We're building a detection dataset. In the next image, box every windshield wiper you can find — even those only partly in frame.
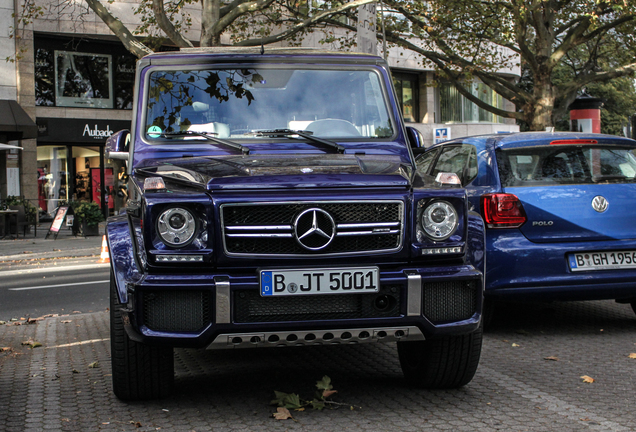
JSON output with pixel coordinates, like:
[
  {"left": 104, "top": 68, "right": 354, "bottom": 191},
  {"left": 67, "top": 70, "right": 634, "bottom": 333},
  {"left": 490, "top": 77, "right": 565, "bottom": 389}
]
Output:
[
  {"left": 159, "top": 130, "right": 250, "bottom": 155},
  {"left": 250, "top": 129, "right": 345, "bottom": 153}
]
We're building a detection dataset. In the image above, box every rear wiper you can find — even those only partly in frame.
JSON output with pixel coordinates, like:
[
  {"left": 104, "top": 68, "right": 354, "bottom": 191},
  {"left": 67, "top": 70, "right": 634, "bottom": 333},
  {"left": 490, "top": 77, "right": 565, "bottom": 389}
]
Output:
[
  {"left": 158, "top": 130, "right": 250, "bottom": 155},
  {"left": 250, "top": 128, "right": 345, "bottom": 153}
]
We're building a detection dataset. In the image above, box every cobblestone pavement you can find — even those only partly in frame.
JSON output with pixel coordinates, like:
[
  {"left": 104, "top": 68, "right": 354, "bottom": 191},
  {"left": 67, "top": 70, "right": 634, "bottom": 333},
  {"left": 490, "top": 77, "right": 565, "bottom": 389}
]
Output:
[{"left": 1, "top": 299, "right": 635, "bottom": 432}]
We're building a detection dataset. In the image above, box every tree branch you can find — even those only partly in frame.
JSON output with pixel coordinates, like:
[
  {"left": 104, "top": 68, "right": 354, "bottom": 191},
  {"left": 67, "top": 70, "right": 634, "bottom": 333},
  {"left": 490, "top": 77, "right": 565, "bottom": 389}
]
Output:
[
  {"left": 234, "top": 0, "right": 376, "bottom": 46},
  {"left": 212, "top": 0, "right": 278, "bottom": 36},
  {"left": 152, "top": 0, "right": 194, "bottom": 48},
  {"left": 84, "top": 0, "right": 152, "bottom": 58}
]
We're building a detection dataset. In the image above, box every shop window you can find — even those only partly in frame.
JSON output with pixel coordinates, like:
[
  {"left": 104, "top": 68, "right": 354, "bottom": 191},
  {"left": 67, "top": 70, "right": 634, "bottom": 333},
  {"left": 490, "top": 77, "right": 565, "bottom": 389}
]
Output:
[
  {"left": 37, "top": 146, "right": 69, "bottom": 215},
  {"left": 392, "top": 72, "right": 418, "bottom": 123},
  {"left": 34, "top": 35, "right": 136, "bottom": 109},
  {"left": 440, "top": 81, "right": 505, "bottom": 124},
  {"left": 55, "top": 51, "right": 113, "bottom": 109}
]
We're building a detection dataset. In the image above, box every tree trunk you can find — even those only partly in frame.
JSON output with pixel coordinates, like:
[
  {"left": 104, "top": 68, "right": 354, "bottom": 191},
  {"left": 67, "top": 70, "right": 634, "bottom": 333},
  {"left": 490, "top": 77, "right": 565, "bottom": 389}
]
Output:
[
  {"left": 526, "top": 70, "right": 556, "bottom": 131},
  {"left": 201, "top": 0, "right": 221, "bottom": 46}
]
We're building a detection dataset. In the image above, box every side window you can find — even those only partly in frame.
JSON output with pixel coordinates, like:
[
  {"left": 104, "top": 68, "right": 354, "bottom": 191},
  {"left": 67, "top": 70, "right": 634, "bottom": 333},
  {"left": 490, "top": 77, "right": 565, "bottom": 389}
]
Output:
[
  {"left": 415, "top": 149, "right": 439, "bottom": 174},
  {"left": 431, "top": 144, "right": 478, "bottom": 185}
]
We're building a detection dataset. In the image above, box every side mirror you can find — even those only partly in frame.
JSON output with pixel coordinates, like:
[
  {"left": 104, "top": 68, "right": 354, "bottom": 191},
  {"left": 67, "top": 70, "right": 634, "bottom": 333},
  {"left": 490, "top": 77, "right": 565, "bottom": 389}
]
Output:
[
  {"left": 406, "top": 126, "right": 425, "bottom": 148},
  {"left": 106, "top": 130, "right": 130, "bottom": 161}
]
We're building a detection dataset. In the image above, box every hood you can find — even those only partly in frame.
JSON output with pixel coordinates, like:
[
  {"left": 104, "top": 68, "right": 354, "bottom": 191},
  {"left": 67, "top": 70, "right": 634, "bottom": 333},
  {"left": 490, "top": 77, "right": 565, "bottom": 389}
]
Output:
[{"left": 135, "top": 154, "right": 412, "bottom": 190}]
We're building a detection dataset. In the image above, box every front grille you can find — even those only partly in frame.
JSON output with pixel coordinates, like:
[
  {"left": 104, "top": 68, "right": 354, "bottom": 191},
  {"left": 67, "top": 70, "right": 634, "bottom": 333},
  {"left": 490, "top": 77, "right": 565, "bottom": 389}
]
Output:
[
  {"left": 423, "top": 280, "right": 479, "bottom": 323},
  {"left": 221, "top": 201, "right": 403, "bottom": 256},
  {"left": 143, "top": 290, "right": 211, "bottom": 332},
  {"left": 234, "top": 285, "right": 402, "bottom": 323}
]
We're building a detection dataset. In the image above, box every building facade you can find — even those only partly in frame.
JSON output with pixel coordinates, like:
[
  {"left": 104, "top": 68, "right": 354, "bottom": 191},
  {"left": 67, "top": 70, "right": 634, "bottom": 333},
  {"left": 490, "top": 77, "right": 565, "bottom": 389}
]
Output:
[{"left": 5, "top": 0, "right": 519, "bottom": 219}]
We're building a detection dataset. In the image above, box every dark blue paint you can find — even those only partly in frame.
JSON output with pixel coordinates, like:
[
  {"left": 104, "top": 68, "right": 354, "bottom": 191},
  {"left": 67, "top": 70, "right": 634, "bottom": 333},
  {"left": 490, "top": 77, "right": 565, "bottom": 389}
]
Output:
[
  {"left": 423, "top": 131, "right": 636, "bottom": 302},
  {"left": 107, "top": 50, "right": 485, "bottom": 349}
]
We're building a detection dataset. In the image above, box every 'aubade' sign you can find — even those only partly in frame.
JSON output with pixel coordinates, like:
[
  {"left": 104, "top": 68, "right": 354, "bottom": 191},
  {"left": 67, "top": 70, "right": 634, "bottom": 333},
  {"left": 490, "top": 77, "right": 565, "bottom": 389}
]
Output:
[
  {"left": 83, "top": 123, "right": 114, "bottom": 139},
  {"left": 37, "top": 118, "right": 131, "bottom": 143}
]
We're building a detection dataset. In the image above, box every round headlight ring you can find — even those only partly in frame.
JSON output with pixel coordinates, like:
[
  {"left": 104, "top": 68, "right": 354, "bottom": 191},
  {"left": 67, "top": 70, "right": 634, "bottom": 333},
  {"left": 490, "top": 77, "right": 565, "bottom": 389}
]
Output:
[
  {"left": 421, "top": 200, "right": 458, "bottom": 241},
  {"left": 157, "top": 207, "right": 197, "bottom": 247}
]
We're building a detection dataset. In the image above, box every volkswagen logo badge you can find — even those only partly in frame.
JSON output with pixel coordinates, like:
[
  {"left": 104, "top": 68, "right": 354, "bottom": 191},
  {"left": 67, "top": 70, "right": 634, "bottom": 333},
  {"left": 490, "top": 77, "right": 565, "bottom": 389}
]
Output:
[
  {"left": 591, "top": 196, "right": 608, "bottom": 213},
  {"left": 293, "top": 208, "right": 336, "bottom": 251}
]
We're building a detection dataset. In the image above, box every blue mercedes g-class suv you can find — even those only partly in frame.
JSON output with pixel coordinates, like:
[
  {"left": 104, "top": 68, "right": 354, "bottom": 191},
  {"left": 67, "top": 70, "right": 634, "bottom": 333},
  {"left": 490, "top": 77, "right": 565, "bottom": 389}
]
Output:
[{"left": 105, "top": 47, "right": 485, "bottom": 400}]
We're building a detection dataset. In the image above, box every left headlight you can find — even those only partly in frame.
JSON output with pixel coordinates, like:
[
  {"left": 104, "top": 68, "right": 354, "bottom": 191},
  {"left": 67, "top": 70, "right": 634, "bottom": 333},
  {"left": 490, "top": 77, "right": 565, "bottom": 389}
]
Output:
[
  {"left": 157, "top": 207, "right": 197, "bottom": 247},
  {"left": 421, "top": 200, "right": 458, "bottom": 241}
]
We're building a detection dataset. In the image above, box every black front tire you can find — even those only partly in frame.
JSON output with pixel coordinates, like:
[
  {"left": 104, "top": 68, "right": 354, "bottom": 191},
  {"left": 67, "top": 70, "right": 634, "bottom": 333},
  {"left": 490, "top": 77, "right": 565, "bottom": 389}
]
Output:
[
  {"left": 110, "top": 270, "right": 174, "bottom": 400},
  {"left": 398, "top": 326, "right": 483, "bottom": 389}
]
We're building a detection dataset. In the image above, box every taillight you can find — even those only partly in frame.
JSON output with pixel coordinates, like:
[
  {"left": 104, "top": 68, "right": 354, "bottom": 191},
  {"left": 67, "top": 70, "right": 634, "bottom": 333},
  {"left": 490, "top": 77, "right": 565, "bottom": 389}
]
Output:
[{"left": 481, "top": 193, "right": 527, "bottom": 228}]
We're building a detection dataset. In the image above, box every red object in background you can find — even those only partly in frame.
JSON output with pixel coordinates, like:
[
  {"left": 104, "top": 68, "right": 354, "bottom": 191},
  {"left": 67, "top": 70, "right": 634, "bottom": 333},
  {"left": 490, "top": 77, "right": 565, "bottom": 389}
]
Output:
[
  {"left": 37, "top": 168, "right": 46, "bottom": 211},
  {"left": 91, "top": 167, "right": 114, "bottom": 209},
  {"left": 569, "top": 94, "right": 603, "bottom": 134}
]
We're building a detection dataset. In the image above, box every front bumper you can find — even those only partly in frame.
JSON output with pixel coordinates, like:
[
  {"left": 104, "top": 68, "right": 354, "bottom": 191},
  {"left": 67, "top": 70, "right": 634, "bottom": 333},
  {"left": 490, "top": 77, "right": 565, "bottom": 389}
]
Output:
[{"left": 120, "top": 265, "right": 483, "bottom": 349}]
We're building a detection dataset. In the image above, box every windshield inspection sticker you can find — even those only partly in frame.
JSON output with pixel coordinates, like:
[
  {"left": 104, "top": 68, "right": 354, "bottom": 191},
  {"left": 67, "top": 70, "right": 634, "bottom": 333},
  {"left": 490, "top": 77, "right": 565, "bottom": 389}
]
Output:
[{"left": 147, "top": 125, "right": 163, "bottom": 138}]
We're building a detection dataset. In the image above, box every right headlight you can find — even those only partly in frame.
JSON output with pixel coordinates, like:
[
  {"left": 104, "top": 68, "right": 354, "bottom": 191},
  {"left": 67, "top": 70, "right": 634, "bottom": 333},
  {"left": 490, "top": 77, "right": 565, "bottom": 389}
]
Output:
[
  {"left": 421, "top": 200, "right": 458, "bottom": 241},
  {"left": 157, "top": 207, "right": 197, "bottom": 247}
]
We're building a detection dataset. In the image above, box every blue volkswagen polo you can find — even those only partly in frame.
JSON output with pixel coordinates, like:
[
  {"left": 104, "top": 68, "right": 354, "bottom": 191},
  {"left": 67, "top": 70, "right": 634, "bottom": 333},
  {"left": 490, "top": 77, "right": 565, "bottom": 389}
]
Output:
[{"left": 416, "top": 132, "right": 636, "bottom": 314}]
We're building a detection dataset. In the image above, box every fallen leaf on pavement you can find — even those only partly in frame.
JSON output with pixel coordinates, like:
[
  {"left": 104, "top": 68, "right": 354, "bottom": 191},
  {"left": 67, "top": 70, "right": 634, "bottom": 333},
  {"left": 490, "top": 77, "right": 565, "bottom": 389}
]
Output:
[
  {"left": 628, "top": 353, "right": 636, "bottom": 359},
  {"left": 60, "top": 320, "right": 72, "bottom": 324},
  {"left": 581, "top": 375, "right": 595, "bottom": 383},
  {"left": 512, "top": 343, "right": 520, "bottom": 347},
  {"left": 544, "top": 356, "right": 559, "bottom": 361},
  {"left": 322, "top": 389, "right": 338, "bottom": 398},
  {"left": 1, "top": 347, "right": 12, "bottom": 352},
  {"left": 21, "top": 339, "right": 42, "bottom": 348},
  {"left": 88, "top": 362, "right": 99, "bottom": 368},
  {"left": 273, "top": 407, "right": 293, "bottom": 420}
]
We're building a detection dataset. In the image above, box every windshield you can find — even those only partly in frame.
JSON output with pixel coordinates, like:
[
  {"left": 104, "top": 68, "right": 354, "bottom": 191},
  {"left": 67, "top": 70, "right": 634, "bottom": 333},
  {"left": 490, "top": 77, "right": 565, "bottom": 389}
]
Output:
[
  {"left": 143, "top": 67, "right": 394, "bottom": 142},
  {"left": 497, "top": 145, "right": 636, "bottom": 187}
]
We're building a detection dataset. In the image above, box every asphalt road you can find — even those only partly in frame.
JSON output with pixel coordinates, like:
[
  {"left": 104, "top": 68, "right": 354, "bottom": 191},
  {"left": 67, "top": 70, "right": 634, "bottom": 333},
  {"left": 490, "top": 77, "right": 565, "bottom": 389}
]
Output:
[{"left": 0, "top": 261, "right": 110, "bottom": 321}]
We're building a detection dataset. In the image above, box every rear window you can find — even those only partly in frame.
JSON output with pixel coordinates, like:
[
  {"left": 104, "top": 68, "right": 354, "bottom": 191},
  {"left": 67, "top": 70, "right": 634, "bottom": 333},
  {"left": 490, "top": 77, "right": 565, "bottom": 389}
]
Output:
[{"left": 496, "top": 145, "right": 636, "bottom": 187}]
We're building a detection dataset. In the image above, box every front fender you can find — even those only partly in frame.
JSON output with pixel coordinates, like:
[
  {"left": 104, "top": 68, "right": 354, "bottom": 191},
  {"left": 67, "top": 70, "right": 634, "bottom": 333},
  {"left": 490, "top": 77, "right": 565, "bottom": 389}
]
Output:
[{"left": 106, "top": 214, "right": 144, "bottom": 305}]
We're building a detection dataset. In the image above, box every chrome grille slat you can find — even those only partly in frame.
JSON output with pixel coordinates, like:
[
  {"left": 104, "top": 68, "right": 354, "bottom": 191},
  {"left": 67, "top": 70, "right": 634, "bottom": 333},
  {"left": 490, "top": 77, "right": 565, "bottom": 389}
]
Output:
[{"left": 221, "top": 201, "right": 403, "bottom": 257}]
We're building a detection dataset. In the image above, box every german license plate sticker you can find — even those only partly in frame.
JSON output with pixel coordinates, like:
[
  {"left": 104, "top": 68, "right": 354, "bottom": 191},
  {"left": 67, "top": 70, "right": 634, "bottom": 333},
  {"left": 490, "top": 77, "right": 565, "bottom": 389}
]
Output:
[
  {"left": 569, "top": 251, "right": 636, "bottom": 272},
  {"left": 260, "top": 267, "right": 379, "bottom": 296}
]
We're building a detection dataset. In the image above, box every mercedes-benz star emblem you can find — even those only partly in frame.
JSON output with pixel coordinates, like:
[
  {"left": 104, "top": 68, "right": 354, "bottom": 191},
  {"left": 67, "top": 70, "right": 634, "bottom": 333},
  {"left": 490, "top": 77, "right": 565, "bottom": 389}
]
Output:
[
  {"left": 592, "top": 196, "right": 608, "bottom": 213},
  {"left": 293, "top": 208, "right": 336, "bottom": 251}
]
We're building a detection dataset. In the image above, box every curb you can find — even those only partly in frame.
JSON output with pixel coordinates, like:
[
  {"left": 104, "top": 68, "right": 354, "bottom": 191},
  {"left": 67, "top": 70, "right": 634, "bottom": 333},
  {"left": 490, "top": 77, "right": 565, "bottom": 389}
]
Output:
[
  {"left": 0, "top": 262, "right": 110, "bottom": 277},
  {"left": 0, "top": 248, "right": 99, "bottom": 263}
]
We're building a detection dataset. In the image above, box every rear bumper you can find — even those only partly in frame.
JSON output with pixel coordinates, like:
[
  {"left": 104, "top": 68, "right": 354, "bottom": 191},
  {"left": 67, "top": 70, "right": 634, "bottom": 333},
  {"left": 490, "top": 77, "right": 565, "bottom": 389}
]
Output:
[
  {"left": 120, "top": 265, "right": 483, "bottom": 349},
  {"left": 486, "top": 232, "right": 636, "bottom": 301}
]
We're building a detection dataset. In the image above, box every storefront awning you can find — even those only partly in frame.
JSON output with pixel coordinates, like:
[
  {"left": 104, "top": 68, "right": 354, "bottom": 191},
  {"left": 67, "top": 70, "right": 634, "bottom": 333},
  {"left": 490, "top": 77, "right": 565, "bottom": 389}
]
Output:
[{"left": 0, "top": 99, "right": 38, "bottom": 142}]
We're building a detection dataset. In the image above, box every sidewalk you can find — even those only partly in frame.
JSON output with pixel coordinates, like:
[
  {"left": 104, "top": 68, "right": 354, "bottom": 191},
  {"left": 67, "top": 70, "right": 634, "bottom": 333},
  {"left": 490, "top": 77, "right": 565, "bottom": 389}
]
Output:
[{"left": 0, "top": 221, "right": 106, "bottom": 263}]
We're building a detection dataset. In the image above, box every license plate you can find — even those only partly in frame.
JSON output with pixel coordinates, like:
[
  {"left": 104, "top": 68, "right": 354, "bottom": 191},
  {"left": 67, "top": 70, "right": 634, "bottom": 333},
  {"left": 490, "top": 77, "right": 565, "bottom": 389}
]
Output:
[
  {"left": 260, "top": 267, "right": 379, "bottom": 296},
  {"left": 569, "top": 251, "right": 636, "bottom": 272}
]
